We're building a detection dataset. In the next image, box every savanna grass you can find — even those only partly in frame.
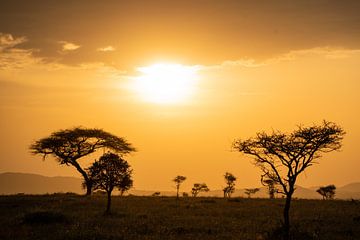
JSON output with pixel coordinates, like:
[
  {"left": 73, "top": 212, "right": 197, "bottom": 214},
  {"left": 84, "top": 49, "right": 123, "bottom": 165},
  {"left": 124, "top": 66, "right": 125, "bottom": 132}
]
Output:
[{"left": 0, "top": 195, "right": 359, "bottom": 240}]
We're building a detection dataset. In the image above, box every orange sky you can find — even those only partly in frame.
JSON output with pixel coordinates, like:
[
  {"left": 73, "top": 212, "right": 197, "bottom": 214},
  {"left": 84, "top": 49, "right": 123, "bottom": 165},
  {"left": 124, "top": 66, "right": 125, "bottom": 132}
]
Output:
[{"left": 1, "top": 0, "right": 360, "bottom": 191}]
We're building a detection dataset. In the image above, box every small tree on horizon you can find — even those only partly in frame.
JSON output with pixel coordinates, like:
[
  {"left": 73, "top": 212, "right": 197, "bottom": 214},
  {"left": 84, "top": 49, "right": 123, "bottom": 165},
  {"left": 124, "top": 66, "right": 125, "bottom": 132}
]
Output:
[
  {"left": 232, "top": 121, "right": 345, "bottom": 239},
  {"left": 87, "top": 152, "right": 133, "bottom": 214},
  {"left": 223, "top": 172, "right": 236, "bottom": 198},
  {"left": 173, "top": 175, "right": 186, "bottom": 199},
  {"left": 244, "top": 188, "right": 260, "bottom": 198},
  {"left": 191, "top": 183, "right": 209, "bottom": 197},
  {"left": 317, "top": 185, "right": 336, "bottom": 200},
  {"left": 152, "top": 192, "right": 161, "bottom": 197},
  {"left": 262, "top": 175, "right": 278, "bottom": 199},
  {"left": 30, "top": 127, "right": 135, "bottom": 195}
]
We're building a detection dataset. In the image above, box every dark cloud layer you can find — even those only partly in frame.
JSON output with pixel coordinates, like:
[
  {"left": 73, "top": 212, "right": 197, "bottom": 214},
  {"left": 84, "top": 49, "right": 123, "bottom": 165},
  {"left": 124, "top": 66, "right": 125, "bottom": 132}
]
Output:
[{"left": 1, "top": 0, "right": 360, "bottom": 68}]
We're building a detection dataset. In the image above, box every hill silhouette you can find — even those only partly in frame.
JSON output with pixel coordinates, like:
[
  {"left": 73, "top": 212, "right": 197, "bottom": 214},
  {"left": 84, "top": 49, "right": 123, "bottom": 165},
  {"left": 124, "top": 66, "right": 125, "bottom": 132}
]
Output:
[
  {"left": 1, "top": 172, "right": 360, "bottom": 199},
  {"left": 0, "top": 172, "right": 83, "bottom": 194}
]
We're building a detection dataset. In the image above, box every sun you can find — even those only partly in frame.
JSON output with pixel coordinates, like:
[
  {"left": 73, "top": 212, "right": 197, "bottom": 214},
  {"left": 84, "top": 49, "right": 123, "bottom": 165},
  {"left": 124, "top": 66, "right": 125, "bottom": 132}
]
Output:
[{"left": 132, "top": 63, "right": 199, "bottom": 104}]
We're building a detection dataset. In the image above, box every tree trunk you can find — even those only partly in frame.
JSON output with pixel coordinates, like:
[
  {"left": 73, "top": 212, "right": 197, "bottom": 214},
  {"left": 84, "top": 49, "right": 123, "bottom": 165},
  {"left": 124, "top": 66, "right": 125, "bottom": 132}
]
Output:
[
  {"left": 176, "top": 185, "right": 179, "bottom": 199},
  {"left": 106, "top": 190, "right": 112, "bottom": 213},
  {"left": 71, "top": 160, "right": 92, "bottom": 196},
  {"left": 85, "top": 181, "right": 92, "bottom": 195},
  {"left": 283, "top": 191, "right": 293, "bottom": 240}
]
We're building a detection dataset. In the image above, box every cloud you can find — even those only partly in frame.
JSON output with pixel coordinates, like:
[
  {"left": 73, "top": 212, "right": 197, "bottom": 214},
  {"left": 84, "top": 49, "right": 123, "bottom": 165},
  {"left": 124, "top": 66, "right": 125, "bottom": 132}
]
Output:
[
  {"left": 97, "top": 46, "right": 115, "bottom": 52},
  {"left": 0, "top": 49, "right": 43, "bottom": 70},
  {"left": 201, "top": 47, "right": 360, "bottom": 71},
  {"left": 0, "top": 33, "right": 42, "bottom": 70},
  {"left": 0, "top": 33, "right": 27, "bottom": 50},
  {"left": 59, "top": 41, "right": 81, "bottom": 51},
  {"left": 277, "top": 47, "right": 360, "bottom": 60},
  {"left": 0, "top": 33, "right": 114, "bottom": 73}
]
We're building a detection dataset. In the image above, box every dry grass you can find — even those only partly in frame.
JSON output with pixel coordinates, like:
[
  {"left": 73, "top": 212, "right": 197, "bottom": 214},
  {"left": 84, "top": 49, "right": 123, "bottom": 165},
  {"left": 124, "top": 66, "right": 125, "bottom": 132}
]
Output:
[{"left": 0, "top": 195, "right": 359, "bottom": 240}]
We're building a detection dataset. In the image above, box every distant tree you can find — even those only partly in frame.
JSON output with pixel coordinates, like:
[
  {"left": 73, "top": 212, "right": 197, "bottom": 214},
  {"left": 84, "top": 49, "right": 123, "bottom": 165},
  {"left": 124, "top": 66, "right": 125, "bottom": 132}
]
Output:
[
  {"left": 173, "top": 175, "right": 186, "bottom": 199},
  {"left": 223, "top": 172, "right": 237, "bottom": 198},
  {"left": 261, "top": 175, "right": 278, "bottom": 199},
  {"left": 30, "top": 127, "right": 135, "bottom": 195},
  {"left": 191, "top": 183, "right": 210, "bottom": 197},
  {"left": 244, "top": 188, "right": 260, "bottom": 198},
  {"left": 152, "top": 192, "right": 161, "bottom": 197},
  {"left": 182, "top": 192, "right": 189, "bottom": 197},
  {"left": 87, "top": 152, "right": 133, "bottom": 213},
  {"left": 233, "top": 121, "right": 345, "bottom": 239},
  {"left": 317, "top": 185, "right": 336, "bottom": 200}
]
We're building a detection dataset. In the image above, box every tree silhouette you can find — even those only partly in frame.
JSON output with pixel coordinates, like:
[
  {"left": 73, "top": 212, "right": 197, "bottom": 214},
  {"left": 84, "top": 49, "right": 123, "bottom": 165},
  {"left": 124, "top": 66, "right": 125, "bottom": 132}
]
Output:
[
  {"left": 223, "top": 172, "right": 236, "bottom": 198},
  {"left": 152, "top": 192, "right": 161, "bottom": 197},
  {"left": 118, "top": 173, "right": 133, "bottom": 196},
  {"left": 173, "top": 175, "right": 186, "bottom": 199},
  {"left": 232, "top": 121, "right": 345, "bottom": 239},
  {"left": 87, "top": 152, "right": 133, "bottom": 213},
  {"left": 30, "top": 127, "right": 135, "bottom": 195},
  {"left": 191, "top": 183, "right": 209, "bottom": 197},
  {"left": 244, "top": 188, "right": 260, "bottom": 198},
  {"left": 317, "top": 185, "right": 336, "bottom": 200},
  {"left": 261, "top": 175, "right": 278, "bottom": 199}
]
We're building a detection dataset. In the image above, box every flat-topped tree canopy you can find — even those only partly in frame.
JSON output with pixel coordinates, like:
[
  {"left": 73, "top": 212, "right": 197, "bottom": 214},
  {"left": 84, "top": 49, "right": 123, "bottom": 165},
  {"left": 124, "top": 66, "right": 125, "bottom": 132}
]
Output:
[
  {"left": 232, "top": 120, "right": 345, "bottom": 238},
  {"left": 30, "top": 127, "right": 136, "bottom": 195},
  {"left": 30, "top": 127, "right": 136, "bottom": 165}
]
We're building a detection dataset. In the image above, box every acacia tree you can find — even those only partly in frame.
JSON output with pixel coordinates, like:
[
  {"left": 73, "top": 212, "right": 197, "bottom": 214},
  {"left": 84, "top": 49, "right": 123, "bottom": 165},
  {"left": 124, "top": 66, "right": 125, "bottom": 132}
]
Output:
[
  {"left": 173, "top": 175, "right": 186, "bottom": 199},
  {"left": 262, "top": 175, "right": 278, "bottom": 199},
  {"left": 30, "top": 127, "right": 135, "bottom": 195},
  {"left": 191, "top": 183, "right": 209, "bottom": 197},
  {"left": 223, "top": 172, "right": 236, "bottom": 198},
  {"left": 244, "top": 188, "right": 260, "bottom": 198},
  {"left": 232, "top": 121, "right": 345, "bottom": 239},
  {"left": 317, "top": 185, "right": 336, "bottom": 200},
  {"left": 87, "top": 152, "right": 133, "bottom": 213}
]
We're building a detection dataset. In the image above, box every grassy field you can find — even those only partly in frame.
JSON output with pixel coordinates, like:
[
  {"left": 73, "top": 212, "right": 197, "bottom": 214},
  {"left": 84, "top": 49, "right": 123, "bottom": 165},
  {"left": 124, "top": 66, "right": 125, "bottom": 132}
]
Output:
[{"left": 0, "top": 195, "right": 359, "bottom": 240}]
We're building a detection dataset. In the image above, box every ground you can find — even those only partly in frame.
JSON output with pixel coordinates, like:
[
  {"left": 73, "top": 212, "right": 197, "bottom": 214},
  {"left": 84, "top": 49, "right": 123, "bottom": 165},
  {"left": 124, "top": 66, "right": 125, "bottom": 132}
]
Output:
[{"left": 0, "top": 195, "right": 359, "bottom": 240}]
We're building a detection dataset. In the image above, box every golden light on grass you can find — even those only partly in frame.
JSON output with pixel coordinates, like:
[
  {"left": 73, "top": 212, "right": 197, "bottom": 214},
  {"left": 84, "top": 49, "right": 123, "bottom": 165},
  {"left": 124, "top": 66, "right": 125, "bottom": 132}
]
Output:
[{"left": 132, "top": 63, "right": 199, "bottom": 104}]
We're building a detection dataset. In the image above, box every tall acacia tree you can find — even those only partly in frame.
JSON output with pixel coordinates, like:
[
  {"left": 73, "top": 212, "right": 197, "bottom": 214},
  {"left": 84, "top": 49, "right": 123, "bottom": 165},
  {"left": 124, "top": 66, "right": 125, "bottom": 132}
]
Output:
[
  {"left": 223, "top": 172, "right": 236, "bottom": 198},
  {"left": 232, "top": 121, "right": 345, "bottom": 239},
  {"left": 173, "top": 175, "right": 186, "bottom": 199},
  {"left": 30, "top": 127, "right": 136, "bottom": 195}
]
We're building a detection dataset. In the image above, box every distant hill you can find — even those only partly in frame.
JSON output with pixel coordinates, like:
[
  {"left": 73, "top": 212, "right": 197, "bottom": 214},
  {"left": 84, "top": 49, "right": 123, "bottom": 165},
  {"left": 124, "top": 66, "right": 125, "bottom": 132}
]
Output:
[
  {"left": 336, "top": 183, "right": 360, "bottom": 199},
  {"left": 0, "top": 172, "right": 83, "bottom": 194},
  {"left": 1, "top": 172, "right": 359, "bottom": 199},
  {"left": 338, "top": 182, "right": 360, "bottom": 192}
]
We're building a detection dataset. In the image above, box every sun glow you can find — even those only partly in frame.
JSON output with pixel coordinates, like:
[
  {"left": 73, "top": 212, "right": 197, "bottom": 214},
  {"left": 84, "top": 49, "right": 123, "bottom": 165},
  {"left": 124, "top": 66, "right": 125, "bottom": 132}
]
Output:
[{"left": 132, "top": 63, "right": 199, "bottom": 104}]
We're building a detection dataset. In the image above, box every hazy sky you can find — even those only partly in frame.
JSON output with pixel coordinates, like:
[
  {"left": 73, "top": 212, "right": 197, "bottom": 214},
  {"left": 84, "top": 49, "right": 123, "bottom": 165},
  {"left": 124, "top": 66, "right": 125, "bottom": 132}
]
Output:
[{"left": 1, "top": 0, "right": 360, "bottom": 191}]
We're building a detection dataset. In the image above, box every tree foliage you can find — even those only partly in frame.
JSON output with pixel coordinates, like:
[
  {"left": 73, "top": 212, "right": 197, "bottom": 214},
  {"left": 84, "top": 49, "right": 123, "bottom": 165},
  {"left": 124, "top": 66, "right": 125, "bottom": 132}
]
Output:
[
  {"left": 87, "top": 152, "right": 133, "bottom": 213},
  {"left": 173, "top": 175, "right": 186, "bottom": 199},
  {"left": 232, "top": 121, "right": 345, "bottom": 239},
  {"left": 191, "top": 183, "right": 209, "bottom": 197},
  {"left": 317, "top": 184, "right": 336, "bottom": 200},
  {"left": 30, "top": 127, "right": 135, "bottom": 195},
  {"left": 223, "top": 172, "right": 236, "bottom": 198},
  {"left": 261, "top": 175, "right": 278, "bottom": 199},
  {"left": 244, "top": 188, "right": 260, "bottom": 198}
]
